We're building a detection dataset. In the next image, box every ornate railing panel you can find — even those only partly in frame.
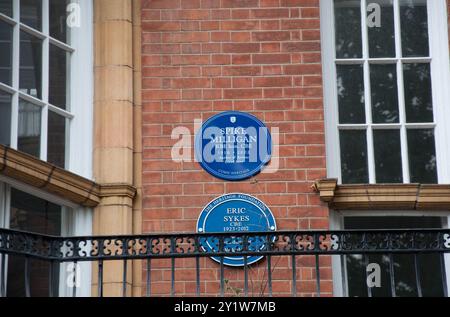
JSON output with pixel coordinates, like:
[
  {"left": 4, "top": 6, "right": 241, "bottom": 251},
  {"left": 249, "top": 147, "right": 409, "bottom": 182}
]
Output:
[{"left": 0, "top": 228, "right": 449, "bottom": 297}]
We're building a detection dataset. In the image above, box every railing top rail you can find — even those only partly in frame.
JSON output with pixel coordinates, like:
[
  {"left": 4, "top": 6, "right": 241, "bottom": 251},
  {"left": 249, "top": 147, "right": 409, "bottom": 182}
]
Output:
[
  {"left": 0, "top": 227, "right": 449, "bottom": 240},
  {"left": 0, "top": 228, "right": 449, "bottom": 262}
]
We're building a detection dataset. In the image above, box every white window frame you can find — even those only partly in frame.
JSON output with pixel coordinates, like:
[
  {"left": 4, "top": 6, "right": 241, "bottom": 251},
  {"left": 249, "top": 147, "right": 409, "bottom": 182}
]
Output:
[
  {"left": 0, "top": 0, "right": 93, "bottom": 297},
  {"left": 321, "top": 0, "right": 450, "bottom": 297},
  {"left": 0, "top": 0, "right": 94, "bottom": 179},
  {"left": 321, "top": 0, "right": 450, "bottom": 185},
  {"left": 330, "top": 210, "right": 450, "bottom": 297},
  {"left": 0, "top": 177, "right": 92, "bottom": 297}
]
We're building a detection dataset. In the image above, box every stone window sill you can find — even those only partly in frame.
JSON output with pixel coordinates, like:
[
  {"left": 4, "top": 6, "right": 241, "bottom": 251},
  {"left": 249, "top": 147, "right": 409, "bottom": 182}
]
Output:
[
  {"left": 0, "top": 144, "right": 136, "bottom": 207},
  {"left": 314, "top": 178, "right": 450, "bottom": 210}
]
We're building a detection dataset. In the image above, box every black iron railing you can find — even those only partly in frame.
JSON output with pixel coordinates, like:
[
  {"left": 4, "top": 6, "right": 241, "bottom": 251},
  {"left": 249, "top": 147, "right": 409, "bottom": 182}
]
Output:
[{"left": 0, "top": 228, "right": 449, "bottom": 297}]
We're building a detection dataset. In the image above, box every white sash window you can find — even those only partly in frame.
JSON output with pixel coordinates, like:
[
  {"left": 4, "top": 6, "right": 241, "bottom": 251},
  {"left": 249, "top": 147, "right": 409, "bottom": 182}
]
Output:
[{"left": 321, "top": 0, "right": 450, "bottom": 185}]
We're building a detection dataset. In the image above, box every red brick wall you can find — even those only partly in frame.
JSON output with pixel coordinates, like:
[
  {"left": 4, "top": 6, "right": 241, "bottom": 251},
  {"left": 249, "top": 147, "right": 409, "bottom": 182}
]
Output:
[{"left": 141, "top": 0, "right": 330, "bottom": 297}]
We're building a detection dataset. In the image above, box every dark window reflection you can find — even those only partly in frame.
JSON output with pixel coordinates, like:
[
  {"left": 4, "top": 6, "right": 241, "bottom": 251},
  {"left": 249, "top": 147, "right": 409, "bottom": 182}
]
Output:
[
  {"left": 0, "top": 90, "right": 12, "bottom": 146},
  {"left": 47, "top": 111, "right": 66, "bottom": 168},
  {"left": 344, "top": 217, "right": 445, "bottom": 297},
  {"left": 370, "top": 64, "right": 399, "bottom": 123},
  {"left": 0, "top": 20, "right": 13, "bottom": 86},
  {"left": 400, "top": 0, "right": 429, "bottom": 57},
  {"left": 403, "top": 63, "right": 433, "bottom": 123},
  {"left": 337, "top": 64, "right": 365, "bottom": 124},
  {"left": 7, "top": 188, "right": 61, "bottom": 297},
  {"left": 20, "top": 0, "right": 42, "bottom": 31},
  {"left": 0, "top": 0, "right": 13, "bottom": 17},
  {"left": 373, "top": 129, "right": 403, "bottom": 183},
  {"left": 18, "top": 99, "right": 41, "bottom": 158},
  {"left": 334, "top": 0, "right": 362, "bottom": 59},
  {"left": 50, "top": 0, "right": 69, "bottom": 43},
  {"left": 368, "top": 0, "right": 395, "bottom": 58},
  {"left": 20, "top": 31, "right": 42, "bottom": 99},
  {"left": 49, "top": 45, "right": 68, "bottom": 110},
  {"left": 340, "top": 130, "right": 369, "bottom": 184},
  {"left": 407, "top": 129, "right": 437, "bottom": 184}
]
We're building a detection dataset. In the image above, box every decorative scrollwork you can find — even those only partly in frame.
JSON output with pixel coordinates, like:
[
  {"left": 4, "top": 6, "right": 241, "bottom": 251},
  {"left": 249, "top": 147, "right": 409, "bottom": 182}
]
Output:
[{"left": 0, "top": 228, "right": 449, "bottom": 261}]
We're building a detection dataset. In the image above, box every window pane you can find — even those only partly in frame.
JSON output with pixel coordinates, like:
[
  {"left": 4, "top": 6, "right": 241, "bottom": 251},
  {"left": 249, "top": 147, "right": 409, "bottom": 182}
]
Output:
[
  {"left": 373, "top": 129, "right": 402, "bottom": 183},
  {"left": 47, "top": 111, "right": 66, "bottom": 168},
  {"left": 339, "top": 130, "right": 368, "bottom": 184},
  {"left": 368, "top": 0, "right": 395, "bottom": 58},
  {"left": 7, "top": 188, "right": 61, "bottom": 297},
  {"left": 400, "top": 0, "right": 429, "bottom": 57},
  {"left": 403, "top": 63, "right": 433, "bottom": 123},
  {"left": 50, "top": 0, "right": 69, "bottom": 43},
  {"left": 0, "top": 90, "right": 11, "bottom": 146},
  {"left": 0, "top": 20, "right": 13, "bottom": 86},
  {"left": 0, "top": 0, "right": 13, "bottom": 17},
  {"left": 49, "top": 45, "right": 69, "bottom": 110},
  {"left": 344, "top": 216, "right": 445, "bottom": 297},
  {"left": 407, "top": 129, "right": 437, "bottom": 183},
  {"left": 370, "top": 64, "right": 399, "bottom": 123},
  {"left": 18, "top": 99, "right": 41, "bottom": 158},
  {"left": 20, "top": 31, "right": 42, "bottom": 99},
  {"left": 20, "top": 0, "right": 42, "bottom": 31},
  {"left": 337, "top": 64, "right": 365, "bottom": 124},
  {"left": 334, "top": 0, "right": 362, "bottom": 59}
]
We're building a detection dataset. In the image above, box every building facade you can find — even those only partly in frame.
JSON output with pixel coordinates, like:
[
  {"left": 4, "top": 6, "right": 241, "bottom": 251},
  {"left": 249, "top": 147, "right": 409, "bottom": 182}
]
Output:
[{"left": 0, "top": 0, "right": 450, "bottom": 297}]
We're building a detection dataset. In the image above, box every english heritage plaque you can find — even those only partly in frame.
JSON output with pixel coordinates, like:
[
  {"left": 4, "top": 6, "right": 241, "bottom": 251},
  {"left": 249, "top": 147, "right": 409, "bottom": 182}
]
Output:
[
  {"left": 195, "top": 111, "right": 272, "bottom": 181},
  {"left": 197, "top": 193, "right": 276, "bottom": 267}
]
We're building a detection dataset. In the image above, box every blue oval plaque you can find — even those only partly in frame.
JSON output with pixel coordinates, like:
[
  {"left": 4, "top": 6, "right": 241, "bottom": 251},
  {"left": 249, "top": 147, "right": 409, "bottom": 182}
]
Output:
[
  {"left": 197, "top": 193, "right": 276, "bottom": 267},
  {"left": 195, "top": 111, "right": 272, "bottom": 181}
]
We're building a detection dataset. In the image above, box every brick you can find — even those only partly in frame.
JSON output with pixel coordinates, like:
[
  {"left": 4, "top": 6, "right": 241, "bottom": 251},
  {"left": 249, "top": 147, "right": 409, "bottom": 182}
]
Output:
[
  {"left": 201, "top": 0, "right": 220, "bottom": 9},
  {"left": 171, "top": 55, "right": 210, "bottom": 65},
  {"left": 232, "top": 77, "right": 252, "bottom": 88},
  {"left": 181, "top": 0, "right": 200, "bottom": 9},
  {"left": 223, "top": 43, "right": 260, "bottom": 53},
  {"left": 253, "top": 31, "right": 290, "bottom": 42},
  {"left": 224, "top": 88, "right": 262, "bottom": 99},
  {"left": 221, "top": 20, "right": 259, "bottom": 30},
  {"left": 281, "top": 19, "right": 320, "bottom": 30},
  {"left": 232, "top": 54, "right": 251, "bottom": 64},
  {"left": 200, "top": 21, "right": 219, "bottom": 31},
  {"left": 252, "top": 9, "right": 290, "bottom": 18},
  {"left": 178, "top": 10, "right": 210, "bottom": 20},
  {"left": 143, "top": 89, "right": 181, "bottom": 101},
  {"left": 211, "top": 31, "right": 230, "bottom": 42},
  {"left": 253, "top": 54, "right": 291, "bottom": 64},
  {"left": 254, "top": 76, "right": 292, "bottom": 87},
  {"left": 162, "top": 32, "right": 209, "bottom": 43},
  {"left": 142, "top": 22, "right": 180, "bottom": 32},
  {"left": 284, "top": 64, "right": 322, "bottom": 75},
  {"left": 231, "top": 32, "right": 251, "bottom": 42},
  {"left": 281, "top": 42, "right": 321, "bottom": 52},
  {"left": 255, "top": 99, "right": 293, "bottom": 110},
  {"left": 223, "top": 65, "right": 261, "bottom": 76},
  {"left": 172, "top": 78, "right": 210, "bottom": 89},
  {"left": 222, "top": 0, "right": 258, "bottom": 8},
  {"left": 261, "top": 43, "right": 281, "bottom": 53},
  {"left": 145, "top": 0, "right": 180, "bottom": 9}
]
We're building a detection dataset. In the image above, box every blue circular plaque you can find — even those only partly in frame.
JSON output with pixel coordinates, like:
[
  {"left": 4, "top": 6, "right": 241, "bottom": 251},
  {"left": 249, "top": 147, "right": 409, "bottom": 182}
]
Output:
[
  {"left": 197, "top": 193, "right": 277, "bottom": 267},
  {"left": 195, "top": 111, "right": 272, "bottom": 181}
]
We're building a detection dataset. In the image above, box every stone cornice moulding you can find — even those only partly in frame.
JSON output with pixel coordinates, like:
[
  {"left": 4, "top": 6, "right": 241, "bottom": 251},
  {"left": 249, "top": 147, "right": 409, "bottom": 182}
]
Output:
[
  {"left": 0, "top": 145, "right": 137, "bottom": 208},
  {"left": 314, "top": 178, "right": 450, "bottom": 211},
  {"left": 99, "top": 183, "right": 137, "bottom": 200}
]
